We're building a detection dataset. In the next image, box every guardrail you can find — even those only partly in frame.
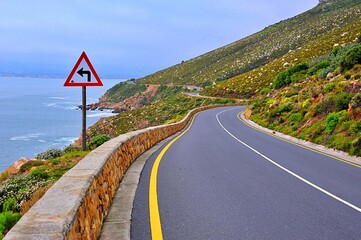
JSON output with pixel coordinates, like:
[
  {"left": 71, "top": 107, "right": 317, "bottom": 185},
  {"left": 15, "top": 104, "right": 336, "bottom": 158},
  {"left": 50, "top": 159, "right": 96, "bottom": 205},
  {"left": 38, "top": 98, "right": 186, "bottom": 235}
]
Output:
[{"left": 5, "top": 105, "right": 234, "bottom": 239}]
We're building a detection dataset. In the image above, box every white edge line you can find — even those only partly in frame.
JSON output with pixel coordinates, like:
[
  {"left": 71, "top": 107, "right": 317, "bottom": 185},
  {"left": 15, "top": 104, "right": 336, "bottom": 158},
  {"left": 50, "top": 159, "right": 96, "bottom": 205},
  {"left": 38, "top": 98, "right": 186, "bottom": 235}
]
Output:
[{"left": 216, "top": 108, "right": 361, "bottom": 213}]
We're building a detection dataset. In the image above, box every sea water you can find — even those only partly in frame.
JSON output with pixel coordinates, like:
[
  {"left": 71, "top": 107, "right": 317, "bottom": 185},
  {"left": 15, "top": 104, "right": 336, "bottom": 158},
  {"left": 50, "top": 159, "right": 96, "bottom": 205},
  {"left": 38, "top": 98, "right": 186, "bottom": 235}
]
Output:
[{"left": 0, "top": 77, "right": 122, "bottom": 172}]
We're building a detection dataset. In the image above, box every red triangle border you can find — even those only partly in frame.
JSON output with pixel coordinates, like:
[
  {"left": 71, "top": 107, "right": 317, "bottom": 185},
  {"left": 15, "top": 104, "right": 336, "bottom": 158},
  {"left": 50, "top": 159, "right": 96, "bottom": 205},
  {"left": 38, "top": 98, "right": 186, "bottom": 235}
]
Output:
[{"left": 64, "top": 51, "right": 103, "bottom": 87}]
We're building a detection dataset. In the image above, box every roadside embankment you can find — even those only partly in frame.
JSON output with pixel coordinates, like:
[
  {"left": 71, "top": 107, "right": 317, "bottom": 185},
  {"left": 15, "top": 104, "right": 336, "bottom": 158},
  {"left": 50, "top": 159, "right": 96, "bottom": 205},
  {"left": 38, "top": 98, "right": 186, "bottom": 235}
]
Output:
[
  {"left": 240, "top": 110, "right": 361, "bottom": 167},
  {"left": 5, "top": 104, "right": 239, "bottom": 240}
]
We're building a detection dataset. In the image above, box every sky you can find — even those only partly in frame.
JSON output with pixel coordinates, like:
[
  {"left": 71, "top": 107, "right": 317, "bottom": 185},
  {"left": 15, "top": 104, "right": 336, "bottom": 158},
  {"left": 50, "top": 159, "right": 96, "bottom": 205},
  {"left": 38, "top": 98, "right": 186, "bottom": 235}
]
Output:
[{"left": 0, "top": 0, "right": 319, "bottom": 78}]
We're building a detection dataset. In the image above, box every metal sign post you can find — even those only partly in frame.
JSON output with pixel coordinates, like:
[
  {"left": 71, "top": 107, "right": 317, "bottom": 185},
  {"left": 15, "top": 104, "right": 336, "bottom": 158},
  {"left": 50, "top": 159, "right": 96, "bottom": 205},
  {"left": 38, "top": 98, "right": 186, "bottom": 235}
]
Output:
[
  {"left": 64, "top": 51, "right": 103, "bottom": 151},
  {"left": 82, "top": 86, "right": 86, "bottom": 151}
]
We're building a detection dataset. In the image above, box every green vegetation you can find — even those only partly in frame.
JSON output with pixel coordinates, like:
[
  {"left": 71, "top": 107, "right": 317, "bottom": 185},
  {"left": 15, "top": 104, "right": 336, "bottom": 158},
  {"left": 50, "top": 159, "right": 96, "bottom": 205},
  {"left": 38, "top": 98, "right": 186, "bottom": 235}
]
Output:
[
  {"left": 0, "top": 211, "right": 21, "bottom": 238},
  {"left": 340, "top": 46, "right": 361, "bottom": 71},
  {"left": 0, "top": 147, "right": 90, "bottom": 237},
  {"left": 88, "top": 134, "right": 110, "bottom": 150},
  {"left": 325, "top": 112, "right": 340, "bottom": 134},
  {"left": 105, "top": 81, "right": 147, "bottom": 103},
  {"left": 88, "top": 85, "right": 237, "bottom": 138},
  {"left": 273, "top": 64, "right": 308, "bottom": 89},
  {"left": 248, "top": 42, "right": 361, "bottom": 156},
  {"left": 35, "top": 149, "right": 63, "bottom": 160}
]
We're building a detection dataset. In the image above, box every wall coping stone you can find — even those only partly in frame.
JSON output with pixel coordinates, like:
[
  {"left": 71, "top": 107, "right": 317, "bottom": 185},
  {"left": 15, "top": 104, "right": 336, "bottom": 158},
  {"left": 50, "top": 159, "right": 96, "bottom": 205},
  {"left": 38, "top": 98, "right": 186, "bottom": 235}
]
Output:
[{"left": 5, "top": 104, "right": 238, "bottom": 239}]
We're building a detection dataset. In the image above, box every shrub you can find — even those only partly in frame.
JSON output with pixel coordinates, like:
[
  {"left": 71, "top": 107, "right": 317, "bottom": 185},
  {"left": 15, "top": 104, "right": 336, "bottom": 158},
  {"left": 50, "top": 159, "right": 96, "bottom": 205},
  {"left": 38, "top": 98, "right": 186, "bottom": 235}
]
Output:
[
  {"left": 2, "top": 198, "right": 16, "bottom": 212},
  {"left": 36, "top": 149, "right": 63, "bottom": 160},
  {"left": 88, "top": 134, "right": 110, "bottom": 150},
  {"left": 288, "top": 113, "right": 303, "bottom": 123},
  {"left": 281, "top": 97, "right": 292, "bottom": 104},
  {"left": 51, "top": 159, "right": 60, "bottom": 165},
  {"left": 301, "top": 99, "right": 311, "bottom": 109},
  {"left": 350, "top": 121, "right": 361, "bottom": 134},
  {"left": 19, "top": 160, "right": 44, "bottom": 173},
  {"left": 314, "top": 98, "right": 335, "bottom": 115},
  {"left": 0, "top": 176, "right": 50, "bottom": 212},
  {"left": 274, "top": 64, "right": 308, "bottom": 89},
  {"left": 324, "top": 83, "right": 336, "bottom": 93},
  {"left": 308, "top": 59, "right": 331, "bottom": 75},
  {"left": 325, "top": 113, "right": 340, "bottom": 134},
  {"left": 340, "top": 46, "right": 361, "bottom": 72},
  {"left": 260, "top": 87, "right": 271, "bottom": 95},
  {"left": 0, "top": 211, "right": 21, "bottom": 236},
  {"left": 29, "top": 169, "right": 49, "bottom": 179},
  {"left": 291, "top": 71, "right": 307, "bottom": 83},
  {"left": 285, "top": 91, "right": 298, "bottom": 98},
  {"left": 351, "top": 137, "right": 361, "bottom": 156},
  {"left": 278, "top": 103, "right": 293, "bottom": 113},
  {"left": 264, "top": 98, "right": 274, "bottom": 105},
  {"left": 333, "top": 92, "right": 353, "bottom": 111},
  {"left": 63, "top": 145, "right": 82, "bottom": 153}
]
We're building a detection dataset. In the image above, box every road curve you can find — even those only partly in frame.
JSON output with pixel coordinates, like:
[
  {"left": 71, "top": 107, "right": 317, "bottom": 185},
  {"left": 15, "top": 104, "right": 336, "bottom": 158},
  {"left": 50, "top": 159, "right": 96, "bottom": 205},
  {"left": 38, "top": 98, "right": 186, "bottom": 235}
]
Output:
[{"left": 131, "top": 106, "right": 361, "bottom": 239}]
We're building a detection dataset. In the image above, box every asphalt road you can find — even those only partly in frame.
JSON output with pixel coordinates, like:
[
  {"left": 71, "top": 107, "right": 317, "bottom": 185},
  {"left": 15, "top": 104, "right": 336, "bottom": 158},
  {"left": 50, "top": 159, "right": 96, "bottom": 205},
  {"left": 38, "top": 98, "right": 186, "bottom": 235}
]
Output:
[{"left": 131, "top": 106, "right": 361, "bottom": 239}]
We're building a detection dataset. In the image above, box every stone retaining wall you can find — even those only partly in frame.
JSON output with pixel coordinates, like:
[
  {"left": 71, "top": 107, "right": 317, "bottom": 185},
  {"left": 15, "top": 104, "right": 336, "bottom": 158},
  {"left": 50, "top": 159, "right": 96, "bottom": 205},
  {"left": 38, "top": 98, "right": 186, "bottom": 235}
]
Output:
[{"left": 5, "top": 105, "right": 230, "bottom": 240}]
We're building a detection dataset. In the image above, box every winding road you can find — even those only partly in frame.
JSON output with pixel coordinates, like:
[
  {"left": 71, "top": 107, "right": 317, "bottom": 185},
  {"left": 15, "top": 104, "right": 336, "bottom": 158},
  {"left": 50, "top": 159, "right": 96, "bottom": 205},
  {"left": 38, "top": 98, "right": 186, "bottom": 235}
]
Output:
[{"left": 131, "top": 106, "right": 361, "bottom": 239}]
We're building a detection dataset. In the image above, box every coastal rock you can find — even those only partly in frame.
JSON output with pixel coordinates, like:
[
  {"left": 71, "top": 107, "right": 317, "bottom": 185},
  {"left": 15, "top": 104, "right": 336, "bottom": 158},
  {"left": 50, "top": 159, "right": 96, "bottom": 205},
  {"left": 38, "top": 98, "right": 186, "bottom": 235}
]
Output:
[
  {"left": 348, "top": 93, "right": 361, "bottom": 119},
  {"left": 326, "top": 72, "right": 334, "bottom": 79},
  {"left": 96, "top": 84, "right": 160, "bottom": 113},
  {"left": 244, "top": 108, "right": 252, "bottom": 120},
  {"left": 5, "top": 157, "right": 29, "bottom": 175}
]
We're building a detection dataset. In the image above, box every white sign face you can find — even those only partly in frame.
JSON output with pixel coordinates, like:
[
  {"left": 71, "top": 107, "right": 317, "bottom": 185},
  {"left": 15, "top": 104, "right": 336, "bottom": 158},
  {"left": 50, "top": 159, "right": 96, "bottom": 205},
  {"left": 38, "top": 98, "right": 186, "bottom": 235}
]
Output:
[{"left": 64, "top": 52, "right": 102, "bottom": 87}]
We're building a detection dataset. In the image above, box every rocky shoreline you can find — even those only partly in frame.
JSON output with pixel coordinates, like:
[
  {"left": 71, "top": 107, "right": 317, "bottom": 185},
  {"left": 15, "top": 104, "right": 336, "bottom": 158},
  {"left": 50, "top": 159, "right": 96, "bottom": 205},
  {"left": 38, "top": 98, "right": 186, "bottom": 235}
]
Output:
[
  {"left": 78, "top": 84, "right": 160, "bottom": 113},
  {"left": 2, "top": 158, "right": 31, "bottom": 176}
]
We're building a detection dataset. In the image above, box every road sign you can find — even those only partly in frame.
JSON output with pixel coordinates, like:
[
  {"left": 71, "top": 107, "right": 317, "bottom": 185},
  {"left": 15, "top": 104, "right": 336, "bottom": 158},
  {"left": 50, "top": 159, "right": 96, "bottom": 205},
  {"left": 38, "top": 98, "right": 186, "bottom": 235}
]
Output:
[
  {"left": 64, "top": 51, "right": 104, "bottom": 150},
  {"left": 64, "top": 51, "right": 103, "bottom": 87}
]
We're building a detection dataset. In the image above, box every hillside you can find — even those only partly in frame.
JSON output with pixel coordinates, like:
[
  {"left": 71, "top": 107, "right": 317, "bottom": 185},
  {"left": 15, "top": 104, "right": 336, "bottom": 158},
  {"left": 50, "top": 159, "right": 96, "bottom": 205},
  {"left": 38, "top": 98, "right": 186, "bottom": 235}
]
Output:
[
  {"left": 137, "top": 0, "right": 361, "bottom": 93},
  {"left": 247, "top": 41, "right": 361, "bottom": 156}
]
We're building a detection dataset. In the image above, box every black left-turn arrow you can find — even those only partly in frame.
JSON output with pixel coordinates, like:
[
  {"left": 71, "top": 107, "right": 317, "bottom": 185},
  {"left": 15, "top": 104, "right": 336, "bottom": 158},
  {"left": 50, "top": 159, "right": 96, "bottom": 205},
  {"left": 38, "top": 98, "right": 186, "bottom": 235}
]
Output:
[{"left": 77, "top": 68, "right": 91, "bottom": 82}]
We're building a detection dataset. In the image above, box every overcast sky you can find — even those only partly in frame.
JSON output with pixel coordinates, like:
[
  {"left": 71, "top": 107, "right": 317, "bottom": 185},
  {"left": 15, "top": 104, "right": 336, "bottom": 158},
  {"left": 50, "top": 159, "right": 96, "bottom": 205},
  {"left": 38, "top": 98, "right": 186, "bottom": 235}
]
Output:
[{"left": 0, "top": 1, "right": 318, "bottom": 78}]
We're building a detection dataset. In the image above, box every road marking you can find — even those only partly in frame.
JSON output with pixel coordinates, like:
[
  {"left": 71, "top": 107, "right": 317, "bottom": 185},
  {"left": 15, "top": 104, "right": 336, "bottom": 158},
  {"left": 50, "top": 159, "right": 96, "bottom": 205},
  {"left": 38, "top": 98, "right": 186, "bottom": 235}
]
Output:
[
  {"left": 216, "top": 108, "right": 361, "bottom": 213},
  {"left": 237, "top": 112, "right": 361, "bottom": 169},
  {"left": 149, "top": 116, "right": 196, "bottom": 240}
]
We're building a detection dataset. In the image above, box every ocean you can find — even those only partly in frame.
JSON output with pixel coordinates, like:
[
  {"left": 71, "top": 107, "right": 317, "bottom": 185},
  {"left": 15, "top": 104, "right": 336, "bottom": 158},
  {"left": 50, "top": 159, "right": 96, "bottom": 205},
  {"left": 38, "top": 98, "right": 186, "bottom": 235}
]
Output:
[{"left": 0, "top": 77, "right": 122, "bottom": 172}]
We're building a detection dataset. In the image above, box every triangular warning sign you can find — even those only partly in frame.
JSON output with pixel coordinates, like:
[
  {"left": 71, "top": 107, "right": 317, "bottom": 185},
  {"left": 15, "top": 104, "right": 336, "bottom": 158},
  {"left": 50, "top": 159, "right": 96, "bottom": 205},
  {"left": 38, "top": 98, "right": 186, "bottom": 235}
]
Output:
[{"left": 64, "top": 51, "right": 103, "bottom": 87}]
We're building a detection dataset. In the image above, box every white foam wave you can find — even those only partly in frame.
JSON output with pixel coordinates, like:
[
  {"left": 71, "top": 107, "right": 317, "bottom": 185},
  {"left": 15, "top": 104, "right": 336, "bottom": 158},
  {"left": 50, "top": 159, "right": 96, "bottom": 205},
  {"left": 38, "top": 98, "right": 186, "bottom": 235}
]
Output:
[
  {"left": 55, "top": 137, "right": 78, "bottom": 143},
  {"left": 45, "top": 101, "right": 78, "bottom": 110},
  {"left": 87, "top": 112, "right": 117, "bottom": 118},
  {"left": 10, "top": 133, "right": 45, "bottom": 141},
  {"left": 49, "top": 97, "right": 66, "bottom": 100},
  {"left": 46, "top": 103, "right": 57, "bottom": 107}
]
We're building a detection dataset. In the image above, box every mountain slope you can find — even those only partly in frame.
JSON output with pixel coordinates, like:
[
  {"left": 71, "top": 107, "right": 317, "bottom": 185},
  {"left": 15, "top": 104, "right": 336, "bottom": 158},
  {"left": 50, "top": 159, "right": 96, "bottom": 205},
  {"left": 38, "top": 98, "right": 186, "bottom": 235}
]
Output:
[
  {"left": 247, "top": 41, "right": 361, "bottom": 156},
  {"left": 137, "top": 0, "right": 361, "bottom": 93}
]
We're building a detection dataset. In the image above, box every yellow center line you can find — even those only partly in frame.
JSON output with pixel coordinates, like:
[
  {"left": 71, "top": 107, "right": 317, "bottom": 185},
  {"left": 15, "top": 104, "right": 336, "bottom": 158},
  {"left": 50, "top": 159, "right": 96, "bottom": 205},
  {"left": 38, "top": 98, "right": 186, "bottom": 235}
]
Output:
[
  {"left": 149, "top": 116, "right": 196, "bottom": 240},
  {"left": 237, "top": 111, "right": 361, "bottom": 169}
]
